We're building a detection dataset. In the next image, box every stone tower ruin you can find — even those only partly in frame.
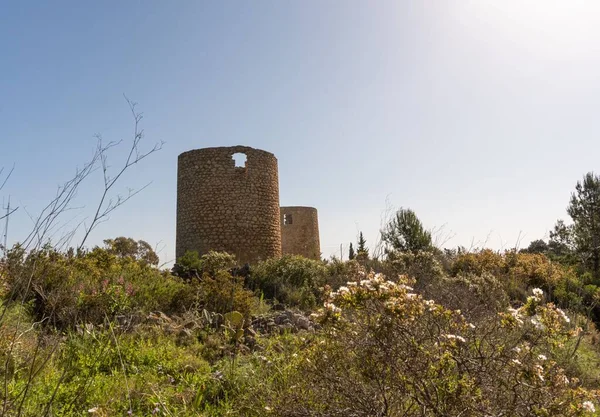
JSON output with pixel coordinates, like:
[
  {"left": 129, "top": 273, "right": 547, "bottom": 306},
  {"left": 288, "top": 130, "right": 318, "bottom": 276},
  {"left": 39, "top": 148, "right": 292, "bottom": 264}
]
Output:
[
  {"left": 176, "top": 146, "right": 281, "bottom": 264},
  {"left": 280, "top": 206, "right": 321, "bottom": 260}
]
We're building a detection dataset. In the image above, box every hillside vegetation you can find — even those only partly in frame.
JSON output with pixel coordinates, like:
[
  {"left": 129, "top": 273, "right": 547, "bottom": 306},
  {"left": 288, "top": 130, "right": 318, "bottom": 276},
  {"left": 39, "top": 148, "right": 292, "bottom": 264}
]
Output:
[{"left": 1, "top": 239, "right": 600, "bottom": 416}]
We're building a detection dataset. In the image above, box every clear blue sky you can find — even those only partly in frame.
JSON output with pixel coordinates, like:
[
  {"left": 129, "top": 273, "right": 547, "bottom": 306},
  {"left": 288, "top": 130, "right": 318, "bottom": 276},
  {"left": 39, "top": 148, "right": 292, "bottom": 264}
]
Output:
[{"left": 2, "top": 1, "right": 600, "bottom": 263}]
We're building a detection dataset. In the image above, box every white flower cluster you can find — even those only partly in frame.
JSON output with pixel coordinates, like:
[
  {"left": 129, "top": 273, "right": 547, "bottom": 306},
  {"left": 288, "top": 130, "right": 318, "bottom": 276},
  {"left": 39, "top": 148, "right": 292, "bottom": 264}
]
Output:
[
  {"left": 444, "top": 334, "right": 466, "bottom": 343},
  {"left": 556, "top": 307, "right": 571, "bottom": 324},
  {"left": 360, "top": 279, "right": 374, "bottom": 290},
  {"left": 338, "top": 285, "right": 350, "bottom": 293},
  {"left": 526, "top": 288, "right": 545, "bottom": 305},
  {"left": 508, "top": 307, "right": 524, "bottom": 325},
  {"left": 506, "top": 290, "right": 571, "bottom": 333},
  {"left": 533, "top": 364, "right": 544, "bottom": 382},
  {"left": 326, "top": 271, "right": 424, "bottom": 317},
  {"left": 424, "top": 299, "right": 437, "bottom": 311},
  {"left": 512, "top": 343, "right": 531, "bottom": 354},
  {"left": 330, "top": 272, "right": 414, "bottom": 299},
  {"left": 530, "top": 315, "right": 545, "bottom": 330},
  {"left": 582, "top": 401, "right": 596, "bottom": 413},
  {"left": 324, "top": 302, "right": 341, "bottom": 314}
]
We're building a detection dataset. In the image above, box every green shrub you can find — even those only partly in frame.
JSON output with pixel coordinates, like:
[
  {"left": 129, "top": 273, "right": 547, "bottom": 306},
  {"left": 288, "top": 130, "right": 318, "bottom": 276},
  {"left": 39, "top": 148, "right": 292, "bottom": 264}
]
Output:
[
  {"left": 198, "top": 270, "right": 255, "bottom": 319},
  {"left": 248, "top": 255, "right": 328, "bottom": 310},
  {"left": 4, "top": 246, "right": 193, "bottom": 328},
  {"left": 172, "top": 251, "right": 237, "bottom": 280},
  {"left": 385, "top": 250, "right": 446, "bottom": 289},
  {"left": 324, "top": 258, "right": 362, "bottom": 290}
]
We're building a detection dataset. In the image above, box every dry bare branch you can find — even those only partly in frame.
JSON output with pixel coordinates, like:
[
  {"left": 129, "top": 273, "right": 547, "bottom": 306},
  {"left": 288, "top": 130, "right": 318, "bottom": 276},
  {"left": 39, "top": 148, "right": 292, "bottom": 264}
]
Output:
[{"left": 77, "top": 96, "right": 163, "bottom": 251}]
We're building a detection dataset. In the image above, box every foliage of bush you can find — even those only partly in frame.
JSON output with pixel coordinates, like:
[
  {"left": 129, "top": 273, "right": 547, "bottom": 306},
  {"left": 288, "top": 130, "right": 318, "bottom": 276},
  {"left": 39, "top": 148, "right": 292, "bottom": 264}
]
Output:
[
  {"left": 170, "top": 251, "right": 256, "bottom": 319},
  {"left": 323, "top": 258, "right": 363, "bottom": 290},
  {"left": 171, "top": 250, "right": 237, "bottom": 281},
  {"left": 248, "top": 255, "right": 328, "bottom": 310},
  {"left": 451, "top": 248, "right": 506, "bottom": 276},
  {"left": 385, "top": 250, "right": 446, "bottom": 290},
  {"left": 3, "top": 246, "right": 193, "bottom": 328},
  {"left": 451, "top": 250, "right": 600, "bottom": 315},
  {"left": 197, "top": 270, "right": 255, "bottom": 320},
  {"left": 428, "top": 271, "right": 511, "bottom": 322}
]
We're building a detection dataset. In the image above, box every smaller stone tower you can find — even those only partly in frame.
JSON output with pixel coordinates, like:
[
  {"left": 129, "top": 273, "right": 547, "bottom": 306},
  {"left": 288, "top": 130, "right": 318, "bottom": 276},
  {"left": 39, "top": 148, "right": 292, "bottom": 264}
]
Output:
[{"left": 280, "top": 206, "right": 321, "bottom": 260}]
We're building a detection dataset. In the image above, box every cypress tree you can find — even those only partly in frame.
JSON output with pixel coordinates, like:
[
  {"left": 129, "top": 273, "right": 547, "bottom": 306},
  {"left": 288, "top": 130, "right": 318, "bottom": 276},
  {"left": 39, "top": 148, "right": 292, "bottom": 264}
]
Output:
[
  {"left": 357, "top": 232, "right": 368, "bottom": 257},
  {"left": 349, "top": 243, "right": 356, "bottom": 260}
]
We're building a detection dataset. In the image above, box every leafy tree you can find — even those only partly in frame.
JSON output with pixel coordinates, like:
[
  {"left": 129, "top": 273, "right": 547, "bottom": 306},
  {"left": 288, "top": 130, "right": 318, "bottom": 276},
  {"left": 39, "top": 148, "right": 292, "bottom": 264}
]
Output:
[
  {"left": 357, "top": 232, "right": 368, "bottom": 258},
  {"left": 549, "top": 219, "right": 576, "bottom": 258},
  {"left": 348, "top": 243, "right": 355, "bottom": 260},
  {"left": 521, "top": 239, "right": 549, "bottom": 254},
  {"left": 567, "top": 172, "right": 600, "bottom": 280},
  {"left": 381, "top": 207, "right": 432, "bottom": 254},
  {"left": 103, "top": 236, "right": 159, "bottom": 266}
]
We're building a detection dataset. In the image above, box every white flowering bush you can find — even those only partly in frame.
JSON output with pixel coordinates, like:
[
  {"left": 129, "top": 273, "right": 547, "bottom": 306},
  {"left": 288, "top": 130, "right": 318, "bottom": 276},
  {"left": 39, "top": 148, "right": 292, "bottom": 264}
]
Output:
[{"left": 272, "top": 272, "right": 599, "bottom": 417}]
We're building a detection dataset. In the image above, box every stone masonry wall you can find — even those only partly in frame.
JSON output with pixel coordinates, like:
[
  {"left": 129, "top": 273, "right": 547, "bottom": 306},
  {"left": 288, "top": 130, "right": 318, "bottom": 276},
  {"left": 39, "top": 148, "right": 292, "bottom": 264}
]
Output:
[
  {"left": 176, "top": 146, "right": 281, "bottom": 264},
  {"left": 280, "top": 206, "right": 321, "bottom": 260}
]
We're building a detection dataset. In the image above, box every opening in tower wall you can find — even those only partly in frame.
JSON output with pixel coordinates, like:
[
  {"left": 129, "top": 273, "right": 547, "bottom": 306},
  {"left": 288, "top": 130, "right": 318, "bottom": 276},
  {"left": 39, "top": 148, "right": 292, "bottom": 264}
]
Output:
[
  {"left": 283, "top": 213, "right": 293, "bottom": 225},
  {"left": 232, "top": 152, "right": 247, "bottom": 168}
]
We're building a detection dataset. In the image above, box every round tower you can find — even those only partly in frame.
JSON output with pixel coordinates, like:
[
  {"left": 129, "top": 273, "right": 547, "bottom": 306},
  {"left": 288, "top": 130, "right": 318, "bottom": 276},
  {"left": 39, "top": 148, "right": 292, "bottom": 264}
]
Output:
[
  {"left": 176, "top": 146, "right": 281, "bottom": 264},
  {"left": 280, "top": 206, "right": 321, "bottom": 260}
]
